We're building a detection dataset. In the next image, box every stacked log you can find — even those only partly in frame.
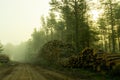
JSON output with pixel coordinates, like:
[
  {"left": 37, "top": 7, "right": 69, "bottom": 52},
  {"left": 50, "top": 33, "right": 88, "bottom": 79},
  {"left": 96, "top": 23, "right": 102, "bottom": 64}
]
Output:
[
  {"left": 63, "top": 48, "right": 120, "bottom": 72},
  {"left": 81, "top": 48, "right": 96, "bottom": 68},
  {"left": 101, "top": 54, "right": 120, "bottom": 70},
  {"left": 62, "top": 48, "right": 96, "bottom": 69},
  {"left": 40, "top": 40, "right": 120, "bottom": 74},
  {"left": 40, "top": 40, "right": 75, "bottom": 64}
]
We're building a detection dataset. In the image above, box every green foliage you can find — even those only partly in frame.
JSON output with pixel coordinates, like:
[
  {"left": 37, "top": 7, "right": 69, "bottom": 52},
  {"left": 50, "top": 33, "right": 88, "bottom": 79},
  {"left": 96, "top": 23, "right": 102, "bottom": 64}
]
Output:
[
  {"left": 114, "top": 4, "right": 120, "bottom": 19},
  {"left": 46, "top": 12, "right": 57, "bottom": 40},
  {"left": 31, "top": 28, "right": 46, "bottom": 51},
  {"left": 99, "top": 0, "right": 120, "bottom": 53},
  {"left": 49, "top": 0, "right": 94, "bottom": 51},
  {"left": 0, "top": 42, "right": 3, "bottom": 53},
  {"left": 24, "top": 28, "right": 47, "bottom": 63}
]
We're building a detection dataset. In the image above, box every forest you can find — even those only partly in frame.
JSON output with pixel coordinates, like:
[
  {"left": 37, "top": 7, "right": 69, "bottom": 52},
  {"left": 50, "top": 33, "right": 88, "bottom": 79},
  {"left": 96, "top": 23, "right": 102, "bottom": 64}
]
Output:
[{"left": 0, "top": 0, "right": 120, "bottom": 80}]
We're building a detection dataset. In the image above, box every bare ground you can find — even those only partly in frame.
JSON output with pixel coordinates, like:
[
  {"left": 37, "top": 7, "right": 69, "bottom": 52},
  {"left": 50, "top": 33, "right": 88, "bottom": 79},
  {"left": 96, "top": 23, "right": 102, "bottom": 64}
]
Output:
[{"left": 0, "top": 64, "right": 80, "bottom": 80}]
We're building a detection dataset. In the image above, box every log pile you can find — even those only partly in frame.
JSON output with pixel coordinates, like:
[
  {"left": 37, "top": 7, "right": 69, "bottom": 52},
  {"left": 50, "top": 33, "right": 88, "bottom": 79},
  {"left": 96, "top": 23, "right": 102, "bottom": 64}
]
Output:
[
  {"left": 63, "top": 48, "right": 120, "bottom": 72},
  {"left": 40, "top": 40, "right": 75, "bottom": 64},
  {"left": 40, "top": 40, "right": 120, "bottom": 73}
]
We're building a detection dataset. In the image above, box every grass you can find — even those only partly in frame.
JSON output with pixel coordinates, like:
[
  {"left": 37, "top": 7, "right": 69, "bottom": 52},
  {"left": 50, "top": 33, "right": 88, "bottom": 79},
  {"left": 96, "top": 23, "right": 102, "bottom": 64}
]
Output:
[
  {"left": 37, "top": 62, "right": 120, "bottom": 80},
  {"left": 39, "top": 64, "right": 114, "bottom": 80},
  {"left": 57, "top": 68, "right": 111, "bottom": 80}
]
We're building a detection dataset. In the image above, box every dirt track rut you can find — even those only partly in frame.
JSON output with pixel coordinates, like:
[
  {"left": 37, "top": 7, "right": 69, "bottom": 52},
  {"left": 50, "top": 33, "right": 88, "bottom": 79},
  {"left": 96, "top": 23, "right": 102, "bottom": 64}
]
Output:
[
  {"left": 2, "top": 64, "right": 47, "bottom": 80},
  {"left": 0, "top": 64, "right": 77, "bottom": 80}
]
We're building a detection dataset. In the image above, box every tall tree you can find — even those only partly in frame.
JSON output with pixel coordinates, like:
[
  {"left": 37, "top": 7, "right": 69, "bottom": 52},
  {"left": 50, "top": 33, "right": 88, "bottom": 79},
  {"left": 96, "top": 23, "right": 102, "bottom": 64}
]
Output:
[
  {"left": 98, "top": 17, "right": 110, "bottom": 51},
  {"left": 41, "top": 16, "right": 49, "bottom": 42},
  {"left": 101, "top": 0, "right": 119, "bottom": 53},
  {"left": 31, "top": 28, "right": 46, "bottom": 52},
  {"left": 49, "top": 0, "right": 91, "bottom": 52},
  {"left": 46, "top": 12, "right": 57, "bottom": 40},
  {"left": 54, "top": 21, "right": 65, "bottom": 40},
  {"left": 114, "top": 4, "right": 120, "bottom": 52}
]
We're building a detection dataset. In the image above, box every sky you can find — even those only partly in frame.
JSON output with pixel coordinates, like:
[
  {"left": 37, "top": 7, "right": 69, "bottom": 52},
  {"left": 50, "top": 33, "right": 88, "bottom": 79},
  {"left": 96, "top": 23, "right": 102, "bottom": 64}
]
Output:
[
  {"left": 0, "top": 0, "right": 50, "bottom": 45},
  {"left": 0, "top": 0, "right": 102, "bottom": 45}
]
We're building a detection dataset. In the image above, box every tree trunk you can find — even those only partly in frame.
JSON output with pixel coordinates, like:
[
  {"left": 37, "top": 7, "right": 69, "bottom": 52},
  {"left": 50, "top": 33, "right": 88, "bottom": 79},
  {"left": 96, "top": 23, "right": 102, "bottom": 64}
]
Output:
[
  {"left": 74, "top": 0, "right": 79, "bottom": 52},
  {"left": 109, "top": 0, "right": 116, "bottom": 53}
]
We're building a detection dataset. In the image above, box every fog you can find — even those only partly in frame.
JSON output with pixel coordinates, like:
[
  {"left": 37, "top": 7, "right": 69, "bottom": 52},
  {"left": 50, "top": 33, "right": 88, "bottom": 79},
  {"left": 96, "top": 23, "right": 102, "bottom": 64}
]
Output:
[
  {"left": 3, "top": 43, "right": 29, "bottom": 63},
  {"left": 3, "top": 43, "right": 27, "bottom": 62},
  {"left": 0, "top": 27, "right": 48, "bottom": 63},
  {"left": 0, "top": 0, "right": 50, "bottom": 45}
]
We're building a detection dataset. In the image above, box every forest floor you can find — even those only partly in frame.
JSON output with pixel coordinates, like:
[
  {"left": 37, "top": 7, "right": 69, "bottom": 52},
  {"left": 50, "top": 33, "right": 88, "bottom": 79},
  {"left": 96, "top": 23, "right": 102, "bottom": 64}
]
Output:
[{"left": 0, "top": 63, "right": 117, "bottom": 80}]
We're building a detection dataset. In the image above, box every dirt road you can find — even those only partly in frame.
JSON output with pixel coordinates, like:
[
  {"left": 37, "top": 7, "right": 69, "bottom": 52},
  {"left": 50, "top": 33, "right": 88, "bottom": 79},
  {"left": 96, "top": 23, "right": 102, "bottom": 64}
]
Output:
[{"left": 0, "top": 64, "right": 75, "bottom": 80}]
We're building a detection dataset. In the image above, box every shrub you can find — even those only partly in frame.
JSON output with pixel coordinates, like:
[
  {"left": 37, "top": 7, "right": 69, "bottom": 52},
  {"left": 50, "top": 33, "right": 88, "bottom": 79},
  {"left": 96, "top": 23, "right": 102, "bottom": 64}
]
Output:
[{"left": 110, "top": 64, "right": 120, "bottom": 79}]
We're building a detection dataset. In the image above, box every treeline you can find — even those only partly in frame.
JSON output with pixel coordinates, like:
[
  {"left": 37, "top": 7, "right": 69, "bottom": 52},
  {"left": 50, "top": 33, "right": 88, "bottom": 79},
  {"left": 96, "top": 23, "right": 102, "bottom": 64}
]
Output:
[
  {"left": 29, "top": 0, "right": 120, "bottom": 54},
  {"left": 25, "top": 0, "right": 120, "bottom": 62}
]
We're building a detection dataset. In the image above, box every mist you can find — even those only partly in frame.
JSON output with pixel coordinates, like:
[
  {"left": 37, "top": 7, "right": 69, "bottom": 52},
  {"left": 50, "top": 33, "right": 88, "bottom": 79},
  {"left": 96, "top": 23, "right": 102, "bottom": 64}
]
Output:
[{"left": 2, "top": 42, "right": 33, "bottom": 63}]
